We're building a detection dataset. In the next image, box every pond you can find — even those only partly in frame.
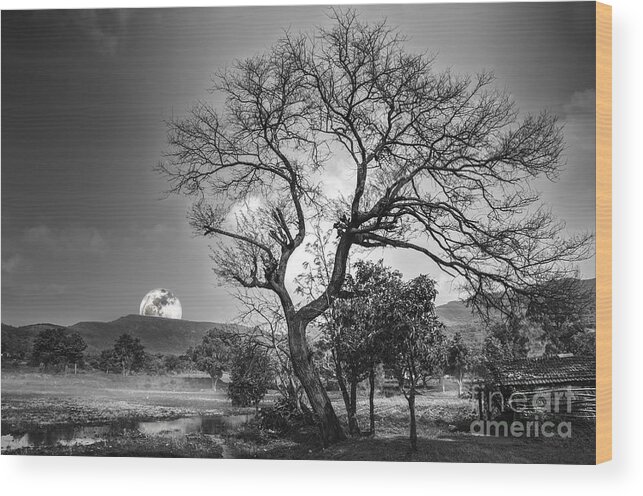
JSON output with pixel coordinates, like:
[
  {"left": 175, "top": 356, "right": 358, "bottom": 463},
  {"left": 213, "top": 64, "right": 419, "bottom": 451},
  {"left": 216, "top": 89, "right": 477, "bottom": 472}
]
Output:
[{"left": 1, "top": 414, "right": 252, "bottom": 453}]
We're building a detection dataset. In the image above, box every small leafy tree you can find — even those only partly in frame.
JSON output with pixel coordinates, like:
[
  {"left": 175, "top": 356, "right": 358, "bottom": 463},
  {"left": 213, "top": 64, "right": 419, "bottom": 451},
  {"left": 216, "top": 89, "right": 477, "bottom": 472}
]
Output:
[
  {"left": 482, "top": 318, "right": 530, "bottom": 364},
  {"left": 164, "top": 354, "right": 193, "bottom": 374},
  {"left": 142, "top": 353, "right": 166, "bottom": 375},
  {"left": 383, "top": 275, "right": 446, "bottom": 451},
  {"left": 113, "top": 333, "right": 146, "bottom": 376},
  {"left": 473, "top": 318, "right": 534, "bottom": 385},
  {"left": 445, "top": 332, "right": 470, "bottom": 396},
  {"left": 526, "top": 278, "right": 596, "bottom": 356},
  {"left": 65, "top": 332, "right": 87, "bottom": 373},
  {"left": 325, "top": 260, "right": 402, "bottom": 435},
  {"left": 31, "top": 328, "right": 87, "bottom": 372},
  {"left": 228, "top": 338, "right": 273, "bottom": 410},
  {"left": 188, "top": 330, "right": 238, "bottom": 390},
  {"left": 1, "top": 327, "right": 31, "bottom": 360},
  {"left": 31, "top": 328, "right": 64, "bottom": 369},
  {"left": 97, "top": 349, "right": 120, "bottom": 374},
  {"left": 311, "top": 338, "right": 340, "bottom": 390}
]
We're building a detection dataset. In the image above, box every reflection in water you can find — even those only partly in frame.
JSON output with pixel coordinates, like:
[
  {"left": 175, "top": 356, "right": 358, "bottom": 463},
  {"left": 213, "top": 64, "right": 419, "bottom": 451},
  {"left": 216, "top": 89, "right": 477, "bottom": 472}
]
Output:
[
  {"left": 1, "top": 414, "right": 251, "bottom": 451},
  {"left": 137, "top": 415, "right": 250, "bottom": 438}
]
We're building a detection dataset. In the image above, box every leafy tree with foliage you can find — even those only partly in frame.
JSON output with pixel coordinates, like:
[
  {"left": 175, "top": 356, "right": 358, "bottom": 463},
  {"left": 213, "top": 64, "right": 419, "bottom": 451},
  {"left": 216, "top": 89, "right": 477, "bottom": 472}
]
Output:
[
  {"left": 325, "top": 260, "right": 402, "bottom": 435},
  {"left": 472, "top": 318, "right": 534, "bottom": 384},
  {"left": 65, "top": 333, "right": 87, "bottom": 372},
  {"left": 31, "top": 328, "right": 66, "bottom": 370},
  {"left": 161, "top": 9, "right": 590, "bottom": 445},
  {"left": 96, "top": 349, "right": 120, "bottom": 374},
  {"left": 31, "top": 328, "right": 87, "bottom": 372},
  {"left": 228, "top": 338, "right": 274, "bottom": 410},
  {"left": 113, "top": 333, "right": 146, "bottom": 376},
  {"left": 1, "top": 326, "right": 32, "bottom": 360},
  {"left": 141, "top": 353, "right": 167, "bottom": 375},
  {"left": 526, "top": 278, "right": 596, "bottom": 356},
  {"left": 445, "top": 332, "right": 470, "bottom": 396},
  {"left": 482, "top": 318, "right": 530, "bottom": 364},
  {"left": 188, "top": 330, "right": 238, "bottom": 390},
  {"left": 310, "top": 338, "right": 341, "bottom": 391},
  {"left": 163, "top": 354, "right": 193, "bottom": 374},
  {"left": 382, "top": 275, "right": 446, "bottom": 451}
]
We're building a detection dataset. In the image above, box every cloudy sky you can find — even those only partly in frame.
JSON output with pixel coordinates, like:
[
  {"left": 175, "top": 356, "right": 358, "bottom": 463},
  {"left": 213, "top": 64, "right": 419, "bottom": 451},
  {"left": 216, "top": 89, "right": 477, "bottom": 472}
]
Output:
[{"left": 1, "top": 3, "right": 596, "bottom": 326}]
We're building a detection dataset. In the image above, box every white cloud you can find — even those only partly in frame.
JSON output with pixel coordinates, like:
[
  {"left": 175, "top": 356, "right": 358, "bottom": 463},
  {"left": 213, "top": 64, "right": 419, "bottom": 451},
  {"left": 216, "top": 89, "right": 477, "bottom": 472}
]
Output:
[
  {"left": 75, "top": 9, "right": 133, "bottom": 56},
  {"left": 1, "top": 254, "right": 23, "bottom": 274},
  {"left": 23, "top": 226, "right": 108, "bottom": 256},
  {"left": 563, "top": 89, "right": 595, "bottom": 117}
]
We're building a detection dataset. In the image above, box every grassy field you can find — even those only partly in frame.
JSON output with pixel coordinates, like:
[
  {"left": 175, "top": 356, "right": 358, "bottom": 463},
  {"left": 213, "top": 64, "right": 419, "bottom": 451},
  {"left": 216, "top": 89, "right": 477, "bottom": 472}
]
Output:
[
  {"left": 1, "top": 370, "right": 242, "bottom": 432},
  {"left": 1, "top": 370, "right": 595, "bottom": 463},
  {"left": 228, "top": 393, "right": 595, "bottom": 464}
]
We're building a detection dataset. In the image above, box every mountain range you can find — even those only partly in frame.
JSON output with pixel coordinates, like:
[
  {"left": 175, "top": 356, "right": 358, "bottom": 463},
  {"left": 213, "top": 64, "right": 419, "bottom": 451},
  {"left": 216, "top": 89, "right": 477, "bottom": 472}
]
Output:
[
  {"left": 2, "top": 302, "right": 480, "bottom": 356},
  {"left": 1, "top": 315, "right": 247, "bottom": 356},
  {"left": 2, "top": 278, "right": 595, "bottom": 356}
]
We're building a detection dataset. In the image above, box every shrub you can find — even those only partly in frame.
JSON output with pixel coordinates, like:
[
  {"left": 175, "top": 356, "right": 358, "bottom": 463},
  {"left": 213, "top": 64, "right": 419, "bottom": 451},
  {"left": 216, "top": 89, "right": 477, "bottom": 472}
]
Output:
[
  {"left": 258, "top": 397, "right": 314, "bottom": 433},
  {"left": 227, "top": 340, "right": 273, "bottom": 408}
]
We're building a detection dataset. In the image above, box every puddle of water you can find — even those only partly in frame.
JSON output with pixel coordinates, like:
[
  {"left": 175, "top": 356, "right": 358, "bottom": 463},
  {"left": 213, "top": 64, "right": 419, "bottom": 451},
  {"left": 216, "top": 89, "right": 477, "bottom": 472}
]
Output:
[
  {"left": 1, "top": 414, "right": 252, "bottom": 451},
  {"left": 137, "top": 414, "right": 250, "bottom": 438},
  {"left": 58, "top": 438, "right": 102, "bottom": 447}
]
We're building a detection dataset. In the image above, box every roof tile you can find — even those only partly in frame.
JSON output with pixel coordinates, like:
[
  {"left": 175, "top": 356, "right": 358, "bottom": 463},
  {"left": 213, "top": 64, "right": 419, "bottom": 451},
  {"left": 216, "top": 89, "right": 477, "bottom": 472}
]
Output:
[{"left": 491, "top": 355, "right": 596, "bottom": 387}]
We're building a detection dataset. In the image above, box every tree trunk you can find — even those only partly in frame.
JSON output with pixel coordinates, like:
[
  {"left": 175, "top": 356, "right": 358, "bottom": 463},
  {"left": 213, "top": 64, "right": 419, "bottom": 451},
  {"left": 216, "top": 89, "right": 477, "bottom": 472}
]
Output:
[
  {"left": 348, "top": 376, "right": 360, "bottom": 436},
  {"left": 211, "top": 375, "right": 219, "bottom": 391},
  {"left": 408, "top": 385, "right": 417, "bottom": 451},
  {"left": 334, "top": 352, "right": 352, "bottom": 429},
  {"left": 285, "top": 375, "right": 304, "bottom": 412},
  {"left": 368, "top": 365, "right": 376, "bottom": 435},
  {"left": 288, "top": 317, "right": 345, "bottom": 446}
]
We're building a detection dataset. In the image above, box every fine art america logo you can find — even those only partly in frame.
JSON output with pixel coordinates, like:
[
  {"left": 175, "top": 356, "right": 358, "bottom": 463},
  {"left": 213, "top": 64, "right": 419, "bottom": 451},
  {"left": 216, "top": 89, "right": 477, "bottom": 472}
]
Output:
[{"left": 470, "top": 386, "right": 575, "bottom": 438}]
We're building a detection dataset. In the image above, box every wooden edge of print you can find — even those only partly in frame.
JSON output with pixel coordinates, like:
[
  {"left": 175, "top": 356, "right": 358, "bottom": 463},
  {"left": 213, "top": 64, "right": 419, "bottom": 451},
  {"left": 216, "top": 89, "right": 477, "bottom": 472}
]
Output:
[{"left": 595, "top": 1, "right": 612, "bottom": 465}]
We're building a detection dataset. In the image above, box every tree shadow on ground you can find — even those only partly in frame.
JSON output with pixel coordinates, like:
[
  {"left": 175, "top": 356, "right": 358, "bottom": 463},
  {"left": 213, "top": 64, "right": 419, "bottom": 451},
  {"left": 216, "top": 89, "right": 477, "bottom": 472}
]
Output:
[{"left": 239, "top": 427, "right": 595, "bottom": 464}]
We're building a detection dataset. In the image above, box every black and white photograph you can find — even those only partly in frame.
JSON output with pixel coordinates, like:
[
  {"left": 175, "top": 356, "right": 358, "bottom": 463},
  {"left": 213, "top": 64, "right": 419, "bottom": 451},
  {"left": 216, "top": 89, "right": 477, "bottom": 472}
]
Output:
[{"left": 2, "top": 2, "right": 601, "bottom": 464}]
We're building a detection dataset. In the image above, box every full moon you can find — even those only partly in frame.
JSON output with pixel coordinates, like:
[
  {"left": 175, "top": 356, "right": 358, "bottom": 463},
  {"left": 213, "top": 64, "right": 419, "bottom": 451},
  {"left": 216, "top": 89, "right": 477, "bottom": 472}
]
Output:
[{"left": 139, "top": 288, "right": 182, "bottom": 319}]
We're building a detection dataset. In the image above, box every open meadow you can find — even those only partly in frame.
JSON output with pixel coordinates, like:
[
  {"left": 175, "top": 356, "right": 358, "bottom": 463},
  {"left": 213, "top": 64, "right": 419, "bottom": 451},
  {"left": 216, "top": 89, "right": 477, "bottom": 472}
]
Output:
[{"left": 1, "top": 370, "right": 594, "bottom": 463}]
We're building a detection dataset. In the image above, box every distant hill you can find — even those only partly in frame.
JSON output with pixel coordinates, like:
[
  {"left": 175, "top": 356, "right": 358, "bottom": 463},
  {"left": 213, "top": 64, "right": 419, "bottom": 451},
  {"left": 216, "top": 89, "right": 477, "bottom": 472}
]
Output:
[
  {"left": 1, "top": 322, "right": 67, "bottom": 344},
  {"left": 69, "top": 315, "right": 251, "bottom": 354},
  {"left": 2, "top": 315, "right": 249, "bottom": 356},
  {"left": 1, "top": 322, "right": 66, "bottom": 337},
  {"left": 435, "top": 300, "right": 480, "bottom": 328},
  {"left": 2, "top": 278, "right": 596, "bottom": 356},
  {"left": 434, "top": 277, "right": 596, "bottom": 347},
  {"left": 1, "top": 322, "right": 68, "bottom": 359},
  {"left": 434, "top": 299, "right": 484, "bottom": 347}
]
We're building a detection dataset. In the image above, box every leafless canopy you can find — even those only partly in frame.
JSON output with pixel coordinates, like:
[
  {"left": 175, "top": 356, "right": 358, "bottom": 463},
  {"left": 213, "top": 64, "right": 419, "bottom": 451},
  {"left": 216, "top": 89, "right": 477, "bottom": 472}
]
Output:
[{"left": 160, "top": 8, "right": 591, "bottom": 324}]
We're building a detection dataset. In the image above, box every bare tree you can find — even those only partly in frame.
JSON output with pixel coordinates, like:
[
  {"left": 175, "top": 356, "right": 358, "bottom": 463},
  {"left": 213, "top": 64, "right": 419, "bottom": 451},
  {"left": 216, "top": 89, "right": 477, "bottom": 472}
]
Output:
[{"left": 160, "top": 9, "right": 590, "bottom": 445}]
